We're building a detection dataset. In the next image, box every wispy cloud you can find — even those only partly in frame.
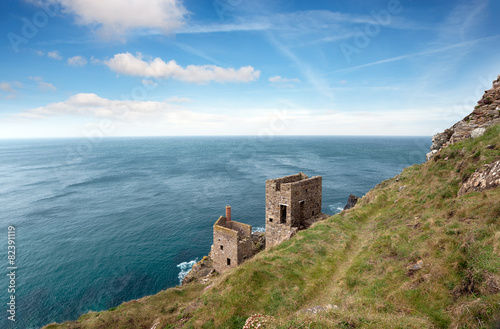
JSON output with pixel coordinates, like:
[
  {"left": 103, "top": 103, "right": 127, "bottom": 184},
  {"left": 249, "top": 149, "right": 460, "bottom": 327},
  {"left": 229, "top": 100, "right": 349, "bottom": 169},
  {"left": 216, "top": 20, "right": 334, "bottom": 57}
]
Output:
[
  {"left": 30, "top": 77, "right": 57, "bottom": 92},
  {"left": 267, "top": 35, "right": 334, "bottom": 100},
  {"left": 159, "top": 9, "right": 421, "bottom": 39},
  {"left": 269, "top": 76, "right": 300, "bottom": 83},
  {"left": 0, "top": 81, "right": 22, "bottom": 99},
  {"left": 179, "top": 21, "right": 271, "bottom": 34},
  {"left": 103, "top": 52, "right": 261, "bottom": 83},
  {"left": 268, "top": 76, "right": 301, "bottom": 88},
  {"left": 327, "top": 35, "right": 500, "bottom": 75},
  {"left": 435, "top": 0, "right": 488, "bottom": 43}
]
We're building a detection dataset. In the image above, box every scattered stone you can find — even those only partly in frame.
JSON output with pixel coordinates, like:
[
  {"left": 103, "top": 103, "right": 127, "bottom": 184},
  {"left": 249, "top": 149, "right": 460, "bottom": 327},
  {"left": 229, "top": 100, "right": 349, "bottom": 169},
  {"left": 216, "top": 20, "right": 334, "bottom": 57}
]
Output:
[
  {"left": 486, "top": 144, "right": 496, "bottom": 150},
  {"left": 458, "top": 160, "right": 500, "bottom": 196},
  {"left": 300, "top": 304, "right": 338, "bottom": 314},
  {"left": 409, "top": 260, "right": 424, "bottom": 271},
  {"left": 398, "top": 185, "right": 407, "bottom": 192},
  {"left": 343, "top": 194, "right": 359, "bottom": 210},
  {"left": 407, "top": 222, "right": 421, "bottom": 229}
]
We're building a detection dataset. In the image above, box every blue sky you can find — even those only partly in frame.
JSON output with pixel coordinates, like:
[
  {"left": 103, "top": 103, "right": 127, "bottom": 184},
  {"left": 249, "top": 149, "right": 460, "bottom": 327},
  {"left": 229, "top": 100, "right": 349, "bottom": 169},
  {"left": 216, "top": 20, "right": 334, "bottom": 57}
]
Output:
[{"left": 1, "top": 0, "right": 499, "bottom": 138}]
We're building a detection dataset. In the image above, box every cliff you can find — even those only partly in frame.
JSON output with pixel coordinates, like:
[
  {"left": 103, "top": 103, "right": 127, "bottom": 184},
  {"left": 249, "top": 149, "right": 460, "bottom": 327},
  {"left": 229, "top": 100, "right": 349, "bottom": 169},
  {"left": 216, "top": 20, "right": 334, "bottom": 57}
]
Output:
[
  {"left": 44, "top": 79, "right": 500, "bottom": 329},
  {"left": 427, "top": 75, "right": 500, "bottom": 160}
]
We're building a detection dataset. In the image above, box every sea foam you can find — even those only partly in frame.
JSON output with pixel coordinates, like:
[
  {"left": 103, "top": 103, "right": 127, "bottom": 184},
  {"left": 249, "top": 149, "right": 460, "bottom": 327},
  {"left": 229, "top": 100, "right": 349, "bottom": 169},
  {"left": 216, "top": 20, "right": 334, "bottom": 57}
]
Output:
[{"left": 176, "top": 259, "right": 197, "bottom": 285}]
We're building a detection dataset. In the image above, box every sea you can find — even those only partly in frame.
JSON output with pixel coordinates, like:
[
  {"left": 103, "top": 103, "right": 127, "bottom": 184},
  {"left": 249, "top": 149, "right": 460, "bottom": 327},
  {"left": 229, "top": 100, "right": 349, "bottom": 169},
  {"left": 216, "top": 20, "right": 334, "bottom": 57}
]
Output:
[{"left": 0, "top": 136, "right": 430, "bottom": 328}]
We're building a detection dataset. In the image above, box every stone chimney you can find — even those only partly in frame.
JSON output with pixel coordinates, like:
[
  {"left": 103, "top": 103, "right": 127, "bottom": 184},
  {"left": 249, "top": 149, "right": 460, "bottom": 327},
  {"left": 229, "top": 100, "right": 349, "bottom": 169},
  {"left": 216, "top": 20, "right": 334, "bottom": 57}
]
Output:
[{"left": 225, "top": 205, "right": 231, "bottom": 222}]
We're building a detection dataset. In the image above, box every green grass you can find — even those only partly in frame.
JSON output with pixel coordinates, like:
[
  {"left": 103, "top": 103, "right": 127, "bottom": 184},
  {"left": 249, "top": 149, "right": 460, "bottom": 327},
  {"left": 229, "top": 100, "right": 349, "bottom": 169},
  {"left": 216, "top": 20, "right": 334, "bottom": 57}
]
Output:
[{"left": 43, "top": 124, "right": 500, "bottom": 329}]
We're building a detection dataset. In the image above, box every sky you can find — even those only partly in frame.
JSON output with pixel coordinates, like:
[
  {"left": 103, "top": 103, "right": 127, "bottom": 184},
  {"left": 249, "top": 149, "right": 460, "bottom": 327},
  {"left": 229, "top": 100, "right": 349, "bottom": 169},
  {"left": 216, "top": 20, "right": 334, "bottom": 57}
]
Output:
[{"left": 1, "top": 0, "right": 500, "bottom": 138}]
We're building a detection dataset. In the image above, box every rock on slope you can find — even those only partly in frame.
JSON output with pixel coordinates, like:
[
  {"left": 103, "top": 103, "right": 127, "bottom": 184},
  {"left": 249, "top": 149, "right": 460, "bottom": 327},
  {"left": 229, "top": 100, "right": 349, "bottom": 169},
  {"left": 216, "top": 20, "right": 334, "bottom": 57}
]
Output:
[{"left": 427, "top": 75, "right": 500, "bottom": 160}]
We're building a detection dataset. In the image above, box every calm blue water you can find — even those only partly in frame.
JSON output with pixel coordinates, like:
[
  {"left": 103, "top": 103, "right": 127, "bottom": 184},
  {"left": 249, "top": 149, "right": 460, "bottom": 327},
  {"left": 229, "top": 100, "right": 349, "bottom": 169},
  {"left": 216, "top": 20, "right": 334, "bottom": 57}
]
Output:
[{"left": 0, "top": 136, "right": 430, "bottom": 328}]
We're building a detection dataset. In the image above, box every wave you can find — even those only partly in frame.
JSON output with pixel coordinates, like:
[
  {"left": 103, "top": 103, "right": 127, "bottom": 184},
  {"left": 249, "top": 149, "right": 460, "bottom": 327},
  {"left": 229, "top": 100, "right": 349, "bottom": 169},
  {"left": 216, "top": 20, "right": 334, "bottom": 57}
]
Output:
[
  {"left": 65, "top": 174, "right": 126, "bottom": 189},
  {"left": 176, "top": 259, "right": 197, "bottom": 285},
  {"left": 252, "top": 226, "right": 266, "bottom": 233},
  {"left": 328, "top": 204, "right": 345, "bottom": 213},
  {"left": 32, "top": 191, "right": 77, "bottom": 204}
]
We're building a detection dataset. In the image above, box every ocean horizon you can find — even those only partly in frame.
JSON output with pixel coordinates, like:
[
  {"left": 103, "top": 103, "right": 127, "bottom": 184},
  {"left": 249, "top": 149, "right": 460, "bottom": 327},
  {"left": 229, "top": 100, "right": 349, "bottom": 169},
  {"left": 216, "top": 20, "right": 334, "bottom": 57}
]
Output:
[{"left": 0, "top": 136, "right": 430, "bottom": 328}]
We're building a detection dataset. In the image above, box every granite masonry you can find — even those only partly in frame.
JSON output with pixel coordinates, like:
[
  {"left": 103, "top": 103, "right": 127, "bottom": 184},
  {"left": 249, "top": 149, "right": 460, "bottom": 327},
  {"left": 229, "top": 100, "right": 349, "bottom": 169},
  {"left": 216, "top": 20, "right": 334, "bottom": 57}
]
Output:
[
  {"left": 206, "top": 173, "right": 325, "bottom": 276},
  {"left": 210, "top": 206, "right": 253, "bottom": 273},
  {"left": 265, "top": 173, "right": 323, "bottom": 249}
]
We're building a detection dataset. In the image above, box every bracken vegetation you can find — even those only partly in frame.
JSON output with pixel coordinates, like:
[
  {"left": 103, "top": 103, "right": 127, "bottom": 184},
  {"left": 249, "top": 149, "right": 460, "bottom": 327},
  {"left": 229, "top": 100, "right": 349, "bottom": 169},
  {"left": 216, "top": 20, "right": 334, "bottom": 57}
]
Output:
[{"left": 45, "top": 124, "right": 500, "bottom": 329}]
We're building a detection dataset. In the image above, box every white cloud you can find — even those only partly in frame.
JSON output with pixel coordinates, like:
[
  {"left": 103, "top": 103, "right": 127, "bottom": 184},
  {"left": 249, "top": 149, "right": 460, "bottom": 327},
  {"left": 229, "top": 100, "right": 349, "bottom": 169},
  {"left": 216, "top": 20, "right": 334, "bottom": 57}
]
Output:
[
  {"left": 52, "top": 0, "right": 189, "bottom": 38},
  {"left": 17, "top": 93, "right": 189, "bottom": 122},
  {"left": 14, "top": 92, "right": 448, "bottom": 136},
  {"left": 30, "top": 77, "right": 57, "bottom": 92},
  {"left": 47, "top": 50, "right": 63, "bottom": 60},
  {"left": 0, "top": 81, "right": 22, "bottom": 99},
  {"left": 67, "top": 55, "right": 88, "bottom": 66},
  {"left": 104, "top": 52, "right": 260, "bottom": 83},
  {"left": 165, "top": 96, "right": 193, "bottom": 103}
]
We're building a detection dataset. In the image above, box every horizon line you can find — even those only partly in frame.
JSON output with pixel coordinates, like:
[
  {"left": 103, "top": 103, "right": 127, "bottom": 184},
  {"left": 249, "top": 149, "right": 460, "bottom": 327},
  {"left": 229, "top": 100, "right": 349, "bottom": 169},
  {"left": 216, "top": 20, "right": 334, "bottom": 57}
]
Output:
[{"left": 0, "top": 134, "right": 431, "bottom": 140}]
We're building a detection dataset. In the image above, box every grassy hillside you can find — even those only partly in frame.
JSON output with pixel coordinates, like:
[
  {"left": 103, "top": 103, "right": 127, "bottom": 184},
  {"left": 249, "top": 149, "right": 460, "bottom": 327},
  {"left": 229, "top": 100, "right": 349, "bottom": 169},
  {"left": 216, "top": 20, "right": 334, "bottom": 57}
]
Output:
[{"left": 45, "top": 125, "right": 500, "bottom": 329}]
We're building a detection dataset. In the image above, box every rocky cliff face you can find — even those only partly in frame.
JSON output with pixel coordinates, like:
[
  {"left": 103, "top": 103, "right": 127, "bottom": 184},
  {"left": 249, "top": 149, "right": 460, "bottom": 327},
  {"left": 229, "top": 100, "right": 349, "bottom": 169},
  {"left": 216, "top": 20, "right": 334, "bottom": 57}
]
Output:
[{"left": 427, "top": 75, "right": 500, "bottom": 160}]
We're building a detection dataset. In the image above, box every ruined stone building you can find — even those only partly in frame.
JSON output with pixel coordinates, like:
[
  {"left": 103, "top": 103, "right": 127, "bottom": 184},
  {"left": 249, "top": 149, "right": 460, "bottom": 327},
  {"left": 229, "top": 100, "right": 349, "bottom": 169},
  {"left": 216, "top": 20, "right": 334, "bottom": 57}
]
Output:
[
  {"left": 210, "top": 173, "right": 323, "bottom": 273},
  {"left": 265, "top": 173, "right": 322, "bottom": 249},
  {"left": 210, "top": 206, "right": 253, "bottom": 273}
]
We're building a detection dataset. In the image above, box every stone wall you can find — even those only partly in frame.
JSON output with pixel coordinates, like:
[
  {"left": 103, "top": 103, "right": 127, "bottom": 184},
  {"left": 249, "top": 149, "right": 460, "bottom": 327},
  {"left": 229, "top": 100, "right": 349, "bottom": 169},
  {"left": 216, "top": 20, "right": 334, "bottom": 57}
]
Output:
[
  {"left": 427, "top": 75, "right": 500, "bottom": 160},
  {"left": 288, "top": 176, "right": 322, "bottom": 227},
  {"left": 210, "top": 216, "right": 253, "bottom": 273},
  {"left": 265, "top": 173, "right": 322, "bottom": 249}
]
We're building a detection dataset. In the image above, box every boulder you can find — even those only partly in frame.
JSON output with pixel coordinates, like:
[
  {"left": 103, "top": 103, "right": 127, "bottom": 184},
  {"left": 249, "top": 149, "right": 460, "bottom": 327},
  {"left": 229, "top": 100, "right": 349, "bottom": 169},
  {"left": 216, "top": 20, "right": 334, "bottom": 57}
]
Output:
[
  {"left": 409, "top": 260, "right": 423, "bottom": 271},
  {"left": 470, "top": 127, "right": 486, "bottom": 139},
  {"left": 343, "top": 194, "right": 359, "bottom": 210}
]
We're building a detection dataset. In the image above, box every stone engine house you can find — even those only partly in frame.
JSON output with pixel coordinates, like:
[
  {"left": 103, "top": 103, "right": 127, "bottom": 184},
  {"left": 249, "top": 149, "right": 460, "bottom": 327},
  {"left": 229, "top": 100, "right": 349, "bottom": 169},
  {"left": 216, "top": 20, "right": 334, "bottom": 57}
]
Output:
[
  {"left": 265, "top": 173, "right": 322, "bottom": 249},
  {"left": 210, "top": 206, "right": 253, "bottom": 273}
]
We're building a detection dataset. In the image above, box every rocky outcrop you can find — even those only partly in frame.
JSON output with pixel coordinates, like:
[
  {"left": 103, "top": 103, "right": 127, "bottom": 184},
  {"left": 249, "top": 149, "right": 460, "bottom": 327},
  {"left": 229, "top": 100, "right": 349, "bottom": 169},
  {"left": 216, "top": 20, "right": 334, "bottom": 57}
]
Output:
[
  {"left": 458, "top": 160, "right": 500, "bottom": 196},
  {"left": 251, "top": 231, "right": 266, "bottom": 254},
  {"left": 343, "top": 194, "right": 360, "bottom": 210},
  {"left": 427, "top": 75, "right": 500, "bottom": 160},
  {"left": 181, "top": 256, "right": 215, "bottom": 285}
]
